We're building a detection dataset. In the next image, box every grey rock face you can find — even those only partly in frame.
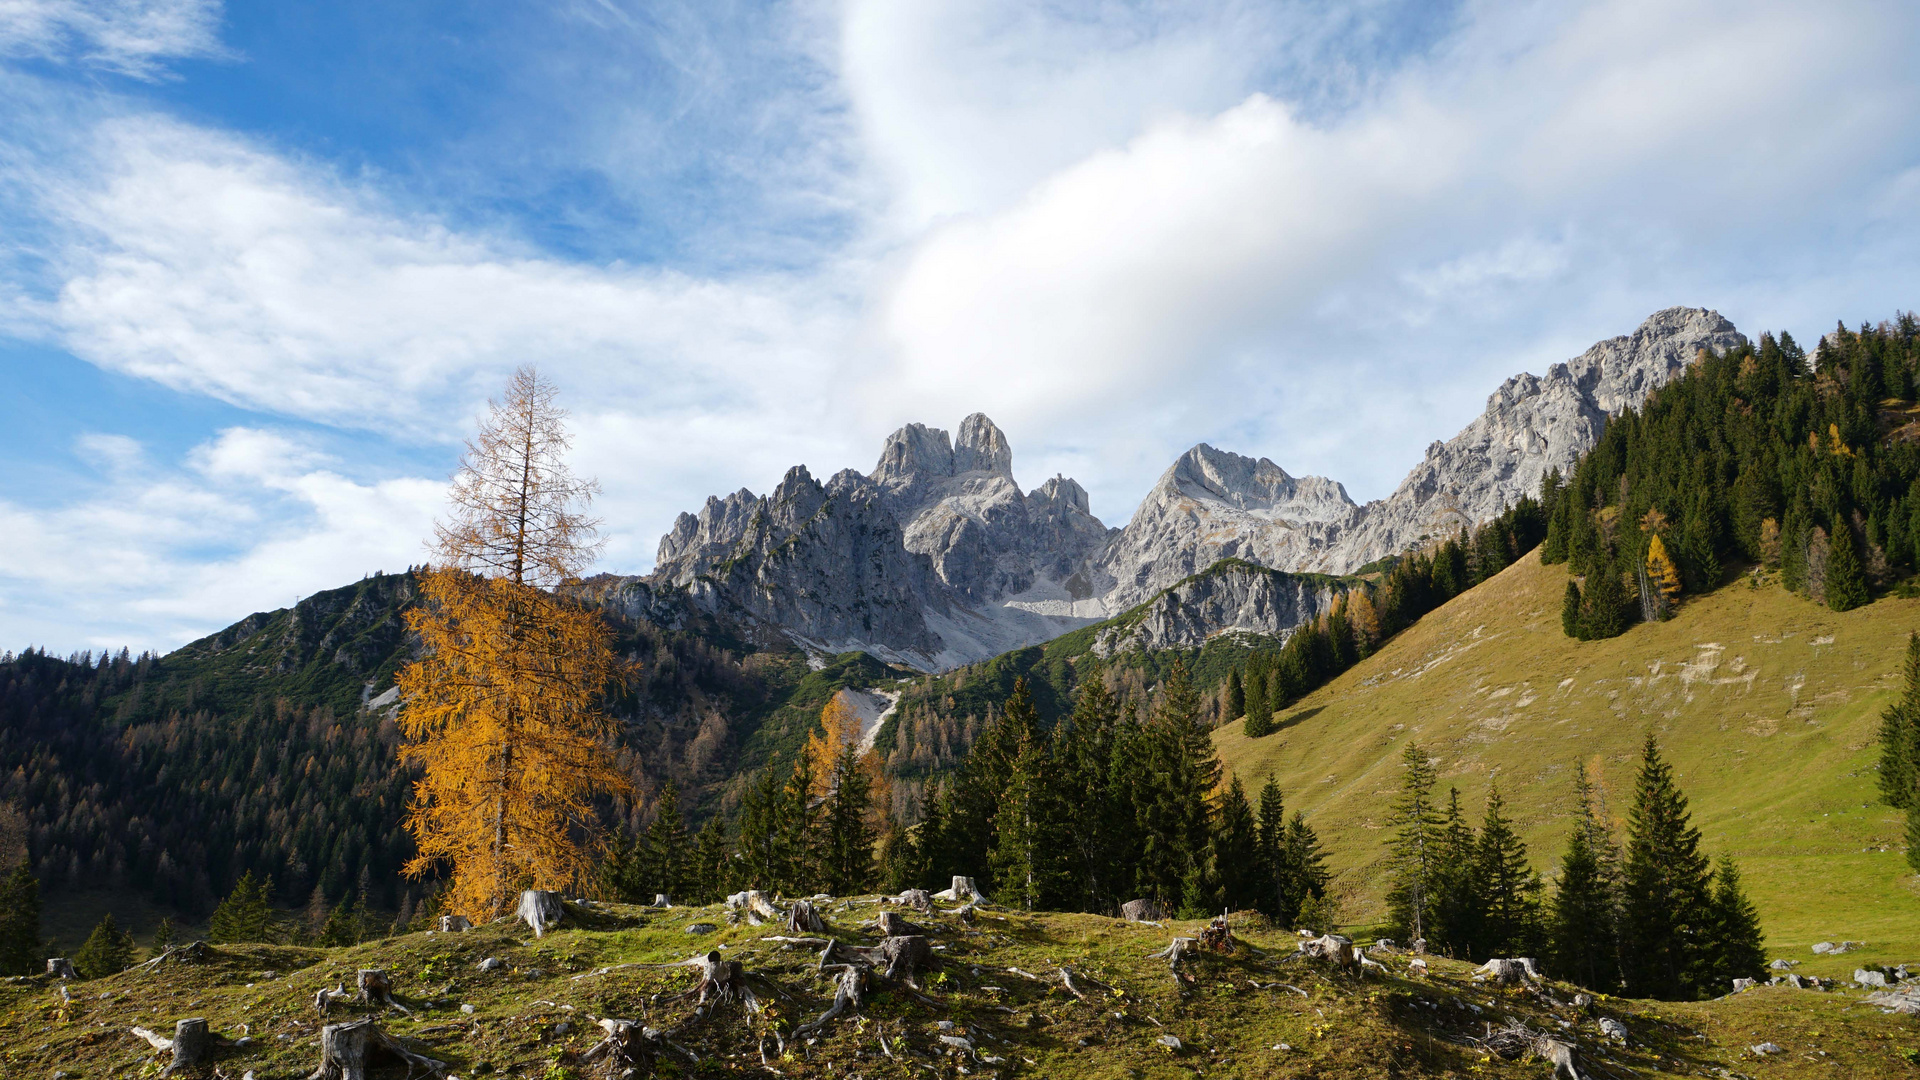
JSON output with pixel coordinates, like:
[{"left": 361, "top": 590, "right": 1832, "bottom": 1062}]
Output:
[
  {"left": 630, "top": 307, "right": 1744, "bottom": 670},
  {"left": 1090, "top": 560, "right": 1352, "bottom": 656},
  {"left": 1320, "top": 307, "right": 1747, "bottom": 571}
]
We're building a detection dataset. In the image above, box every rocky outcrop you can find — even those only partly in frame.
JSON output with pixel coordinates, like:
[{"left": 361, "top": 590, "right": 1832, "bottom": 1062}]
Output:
[
  {"left": 632, "top": 308, "right": 1747, "bottom": 670},
  {"left": 1090, "top": 560, "right": 1351, "bottom": 656},
  {"left": 1317, "top": 307, "right": 1747, "bottom": 571}
]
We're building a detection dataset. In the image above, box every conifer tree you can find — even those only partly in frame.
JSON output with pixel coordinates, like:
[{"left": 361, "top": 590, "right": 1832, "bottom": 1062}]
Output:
[
  {"left": 398, "top": 368, "right": 630, "bottom": 919},
  {"left": 1549, "top": 762, "right": 1622, "bottom": 992},
  {"left": 1561, "top": 580, "right": 1582, "bottom": 639},
  {"left": 917, "top": 782, "right": 956, "bottom": 892},
  {"left": 1225, "top": 669, "right": 1245, "bottom": 723},
  {"left": 1211, "top": 776, "right": 1260, "bottom": 912},
  {"left": 74, "top": 912, "right": 134, "bottom": 979},
  {"left": 1474, "top": 782, "right": 1542, "bottom": 959},
  {"left": 644, "top": 781, "right": 691, "bottom": 902},
  {"left": 1580, "top": 561, "right": 1629, "bottom": 639},
  {"left": 776, "top": 758, "right": 820, "bottom": 893},
  {"left": 878, "top": 816, "right": 918, "bottom": 892},
  {"left": 1644, "top": 533, "right": 1682, "bottom": 618},
  {"left": 1427, "top": 788, "right": 1480, "bottom": 958},
  {"left": 1385, "top": 743, "right": 1442, "bottom": 943},
  {"left": 735, "top": 763, "right": 788, "bottom": 890},
  {"left": 319, "top": 895, "right": 358, "bottom": 947},
  {"left": 0, "top": 861, "right": 41, "bottom": 975},
  {"left": 150, "top": 917, "right": 175, "bottom": 956},
  {"left": 1705, "top": 855, "right": 1766, "bottom": 991},
  {"left": 1277, "top": 811, "right": 1330, "bottom": 928},
  {"left": 1622, "top": 735, "right": 1714, "bottom": 999},
  {"left": 1243, "top": 660, "right": 1270, "bottom": 736},
  {"left": 1877, "top": 634, "right": 1920, "bottom": 835},
  {"left": 1824, "top": 523, "right": 1869, "bottom": 611},
  {"left": 1059, "top": 678, "right": 1122, "bottom": 910},
  {"left": 689, "top": 819, "right": 734, "bottom": 903},
  {"left": 823, "top": 741, "right": 877, "bottom": 895},
  {"left": 1131, "top": 661, "right": 1216, "bottom": 905},
  {"left": 209, "top": 871, "right": 274, "bottom": 944},
  {"left": 1254, "top": 776, "right": 1286, "bottom": 920}
]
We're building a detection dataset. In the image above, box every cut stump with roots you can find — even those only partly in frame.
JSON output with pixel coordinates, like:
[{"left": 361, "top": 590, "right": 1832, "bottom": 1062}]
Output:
[
  {"left": 516, "top": 890, "right": 566, "bottom": 938},
  {"left": 437, "top": 915, "right": 470, "bottom": 933},
  {"left": 875, "top": 911, "right": 928, "bottom": 938},
  {"left": 787, "top": 900, "right": 828, "bottom": 934},
  {"left": 932, "top": 876, "right": 987, "bottom": 904},
  {"left": 357, "top": 969, "right": 411, "bottom": 1014},
  {"left": 306, "top": 1017, "right": 447, "bottom": 1080}
]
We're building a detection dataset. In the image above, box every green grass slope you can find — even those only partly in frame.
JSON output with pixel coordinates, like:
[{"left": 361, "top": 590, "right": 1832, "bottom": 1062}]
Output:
[
  {"left": 1216, "top": 552, "right": 1920, "bottom": 975},
  {"left": 5, "top": 898, "right": 1915, "bottom": 1078}
]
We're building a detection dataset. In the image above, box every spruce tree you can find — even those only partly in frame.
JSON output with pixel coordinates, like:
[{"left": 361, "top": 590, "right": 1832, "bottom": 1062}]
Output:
[
  {"left": 776, "top": 759, "right": 819, "bottom": 893},
  {"left": 1254, "top": 776, "right": 1286, "bottom": 921},
  {"left": 1825, "top": 523, "right": 1869, "bottom": 611},
  {"left": 1385, "top": 743, "right": 1442, "bottom": 943},
  {"left": 1561, "top": 580, "right": 1582, "bottom": 639},
  {"left": 0, "top": 861, "right": 41, "bottom": 975},
  {"left": 689, "top": 818, "right": 733, "bottom": 903},
  {"left": 1549, "top": 763, "right": 1622, "bottom": 992},
  {"left": 822, "top": 741, "right": 877, "bottom": 896},
  {"left": 1211, "top": 776, "right": 1260, "bottom": 912},
  {"left": 1877, "top": 634, "right": 1920, "bottom": 817},
  {"left": 1225, "top": 669, "right": 1245, "bottom": 723},
  {"left": 319, "top": 895, "right": 358, "bottom": 947},
  {"left": 1243, "top": 660, "right": 1270, "bottom": 736},
  {"left": 1622, "top": 735, "right": 1714, "bottom": 999},
  {"left": 1060, "top": 679, "right": 1122, "bottom": 911},
  {"left": 1130, "top": 661, "right": 1216, "bottom": 905},
  {"left": 1580, "top": 561, "right": 1629, "bottom": 640},
  {"left": 989, "top": 685, "right": 1069, "bottom": 909},
  {"left": 1277, "top": 811, "right": 1330, "bottom": 929},
  {"left": 1474, "top": 783, "right": 1542, "bottom": 959},
  {"left": 1705, "top": 855, "right": 1766, "bottom": 991},
  {"left": 208, "top": 871, "right": 274, "bottom": 944},
  {"left": 150, "top": 917, "right": 175, "bottom": 956},
  {"left": 735, "top": 765, "right": 786, "bottom": 890},
  {"left": 1427, "top": 788, "right": 1480, "bottom": 958},
  {"left": 644, "top": 781, "right": 691, "bottom": 902},
  {"left": 74, "top": 912, "right": 134, "bottom": 979}
]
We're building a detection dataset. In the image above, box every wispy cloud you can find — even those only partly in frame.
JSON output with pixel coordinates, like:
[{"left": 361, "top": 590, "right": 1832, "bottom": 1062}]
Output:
[{"left": 0, "top": 0, "right": 226, "bottom": 78}]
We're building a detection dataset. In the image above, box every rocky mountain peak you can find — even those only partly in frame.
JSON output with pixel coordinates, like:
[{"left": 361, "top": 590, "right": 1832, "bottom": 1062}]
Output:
[
  {"left": 954, "top": 413, "right": 1014, "bottom": 476},
  {"left": 1167, "top": 444, "right": 1357, "bottom": 523}
]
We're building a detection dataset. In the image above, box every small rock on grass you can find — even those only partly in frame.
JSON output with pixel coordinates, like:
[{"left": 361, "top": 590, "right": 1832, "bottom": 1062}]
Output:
[{"left": 1751, "top": 1042, "right": 1784, "bottom": 1055}]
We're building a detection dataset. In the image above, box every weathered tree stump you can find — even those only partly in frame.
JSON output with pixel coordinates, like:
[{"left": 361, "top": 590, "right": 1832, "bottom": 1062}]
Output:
[
  {"left": 725, "top": 890, "right": 782, "bottom": 925},
  {"left": 653, "top": 893, "right": 672, "bottom": 908},
  {"left": 787, "top": 900, "right": 827, "bottom": 934},
  {"left": 889, "top": 888, "right": 933, "bottom": 912},
  {"left": 1475, "top": 958, "right": 1540, "bottom": 985},
  {"left": 798, "top": 964, "right": 866, "bottom": 1036},
  {"left": 1294, "top": 934, "right": 1358, "bottom": 968},
  {"left": 875, "top": 911, "right": 928, "bottom": 938},
  {"left": 582, "top": 1018, "right": 657, "bottom": 1078},
  {"left": 874, "top": 935, "right": 933, "bottom": 989},
  {"left": 47, "top": 957, "right": 77, "bottom": 979},
  {"left": 1120, "top": 899, "right": 1165, "bottom": 923},
  {"left": 933, "top": 876, "right": 986, "bottom": 903},
  {"left": 437, "top": 915, "right": 470, "bottom": 933},
  {"left": 357, "top": 969, "right": 411, "bottom": 1014},
  {"left": 306, "top": 1017, "right": 446, "bottom": 1080},
  {"left": 1199, "top": 914, "right": 1235, "bottom": 953},
  {"left": 1148, "top": 937, "right": 1198, "bottom": 969},
  {"left": 516, "top": 890, "right": 566, "bottom": 938},
  {"left": 1535, "top": 1036, "right": 1584, "bottom": 1080},
  {"left": 130, "top": 1017, "right": 211, "bottom": 1075}
]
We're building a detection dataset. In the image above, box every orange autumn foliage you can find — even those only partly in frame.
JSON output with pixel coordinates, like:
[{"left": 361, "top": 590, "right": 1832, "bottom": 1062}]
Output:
[{"left": 396, "top": 367, "right": 631, "bottom": 921}]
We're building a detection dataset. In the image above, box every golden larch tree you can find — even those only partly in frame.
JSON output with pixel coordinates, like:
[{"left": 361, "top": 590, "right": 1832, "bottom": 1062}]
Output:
[
  {"left": 397, "top": 366, "right": 632, "bottom": 920},
  {"left": 1645, "top": 532, "right": 1683, "bottom": 607}
]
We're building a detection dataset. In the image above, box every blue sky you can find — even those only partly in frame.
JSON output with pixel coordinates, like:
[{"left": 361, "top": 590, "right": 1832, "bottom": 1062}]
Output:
[{"left": 3, "top": 0, "right": 1919, "bottom": 653}]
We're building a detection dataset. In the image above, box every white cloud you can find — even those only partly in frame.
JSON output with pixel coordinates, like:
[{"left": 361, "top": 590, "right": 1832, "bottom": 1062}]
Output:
[
  {"left": 0, "top": 427, "right": 443, "bottom": 651},
  {"left": 0, "top": 0, "right": 225, "bottom": 78}
]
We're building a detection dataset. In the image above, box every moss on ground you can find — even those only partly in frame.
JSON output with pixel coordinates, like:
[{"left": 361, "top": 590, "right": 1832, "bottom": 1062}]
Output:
[{"left": 4, "top": 897, "right": 1916, "bottom": 1079}]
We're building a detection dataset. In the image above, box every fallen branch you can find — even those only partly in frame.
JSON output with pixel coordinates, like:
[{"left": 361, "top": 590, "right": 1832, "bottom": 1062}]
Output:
[{"left": 1059, "top": 966, "right": 1113, "bottom": 1002}]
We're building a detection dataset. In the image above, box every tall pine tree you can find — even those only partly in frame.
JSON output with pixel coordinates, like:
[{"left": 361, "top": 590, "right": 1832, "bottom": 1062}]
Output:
[
  {"left": 1474, "top": 782, "right": 1542, "bottom": 959},
  {"left": 1549, "top": 762, "right": 1622, "bottom": 992},
  {"left": 1705, "top": 855, "right": 1766, "bottom": 992},
  {"left": 1622, "top": 735, "right": 1715, "bottom": 999},
  {"left": 0, "top": 861, "right": 41, "bottom": 975},
  {"left": 1385, "top": 743, "right": 1442, "bottom": 943}
]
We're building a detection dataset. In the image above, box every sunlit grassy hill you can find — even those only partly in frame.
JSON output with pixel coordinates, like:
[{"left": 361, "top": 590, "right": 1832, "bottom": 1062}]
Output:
[{"left": 1216, "top": 551, "right": 1920, "bottom": 974}]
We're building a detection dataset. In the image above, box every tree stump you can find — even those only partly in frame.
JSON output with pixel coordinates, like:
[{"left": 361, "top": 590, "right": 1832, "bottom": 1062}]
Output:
[
  {"left": 1476, "top": 958, "right": 1539, "bottom": 985},
  {"left": 583, "top": 1018, "right": 656, "bottom": 1078},
  {"left": 1200, "top": 915, "right": 1235, "bottom": 953},
  {"left": 306, "top": 1017, "right": 446, "bottom": 1080},
  {"left": 1534, "top": 1036, "right": 1584, "bottom": 1080},
  {"left": 787, "top": 900, "right": 827, "bottom": 934},
  {"left": 437, "top": 915, "right": 470, "bottom": 933},
  {"left": 798, "top": 965, "right": 866, "bottom": 1036},
  {"left": 890, "top": 888, "right": 932, "bottom": 912},
  {"left": 357, "top": 969, "right": 410, "bottom": 1014},
  {"left": 1120, "top": 899, "right": 1165, "bottom": 923},
  {"left": 313, "top": 981, "right": 349, "bottom": 1013},
  {"left": 1298, "top": 934, "right": 1357, "bottom": 968},
  {"left": 874, "top": 935, "right": 933, "bottom": 989},
  {"left": 726, "top": 890, "right": 781, "bottom": 925},
  {"left": 131, "top": 1017, "right": 211, "bottom": 1075},
  {"left": 516, "top": 890, "right": 565, "bottom": 938},
  {"left": 47, "top": 957, "right": 76, "bottom": 979},
  {"left": 653, "top": 893, "right": 672, "bottom": 908},
  {"left": 1148, "top": 937, "right": 1198, "bottom": 969},
  {"left": 939, "top": 876, "right": 986, "bottom": 903},
  {"left": 875, "top": 911, "right": 928, "bottom": 938}
]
